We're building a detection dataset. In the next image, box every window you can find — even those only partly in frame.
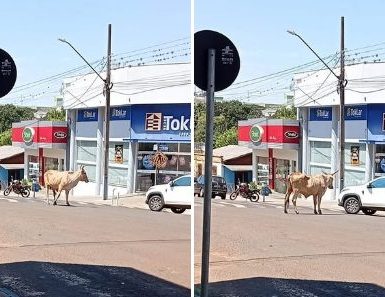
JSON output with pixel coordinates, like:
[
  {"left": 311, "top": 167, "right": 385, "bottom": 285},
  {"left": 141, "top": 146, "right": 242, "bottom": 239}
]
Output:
[
  {"left": 77, "top": 141, "right": 97, "bottom": 162},
  {"left": 173, "top": 176, "right": 191, "bottom": 187},
  {"left": 371, "top": 178, "right": 385, "bottom": 188},
  {"left": 310, "top": 141, "right": 331, "bottom": 164}
]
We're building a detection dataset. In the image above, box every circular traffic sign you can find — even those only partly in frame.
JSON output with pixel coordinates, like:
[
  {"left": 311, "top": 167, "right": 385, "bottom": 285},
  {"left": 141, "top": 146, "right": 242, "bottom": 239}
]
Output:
[
  {"left": 0, "top": 49, "right": 17, "bottom": 98},
  {"left": 194, "top": 30, "right": 240, "bottom": 92}
]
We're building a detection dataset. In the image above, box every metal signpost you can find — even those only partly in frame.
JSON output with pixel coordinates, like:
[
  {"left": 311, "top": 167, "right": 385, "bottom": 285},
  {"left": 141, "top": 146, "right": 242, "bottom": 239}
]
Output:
[{"left": 194, "top": 30, "right": 240, "bottom": 297}]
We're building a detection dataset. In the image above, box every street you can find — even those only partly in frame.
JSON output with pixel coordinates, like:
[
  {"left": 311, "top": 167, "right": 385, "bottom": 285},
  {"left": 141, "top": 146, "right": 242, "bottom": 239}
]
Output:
[
  {"left": 0, "top": 195, "right": 190, "bottom": 297},
  {"left": 195, "top": 194, "right": 385, "bottom": 297}
]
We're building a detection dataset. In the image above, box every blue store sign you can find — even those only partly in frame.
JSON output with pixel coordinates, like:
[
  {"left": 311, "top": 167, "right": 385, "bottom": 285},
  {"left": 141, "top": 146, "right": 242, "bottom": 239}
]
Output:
[
  {"left": 131, "top": 104, "right": 191, "bottom": 141},
  {"left": 309, "top": 107, "right": 332, "bottom": 121},
  {"left": 367, "top": 104, "right": 385, "bottom": 142},
  {"left": 77, "top": 108, "right": 98, "bottom": 122},
  {"left": 111, "top": 106, "right": 130, "bottom": 121},
  {"left": 345, "top": 105, "right": 367, "bottom": 120}
]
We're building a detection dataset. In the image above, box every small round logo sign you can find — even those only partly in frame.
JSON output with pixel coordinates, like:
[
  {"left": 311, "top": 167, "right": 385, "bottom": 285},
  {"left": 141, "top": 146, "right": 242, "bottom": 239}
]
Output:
[
  {"left": 22, "top": 127, "right": 35, "bottom": 143},
  {"left": 250, "top": 125, "right": 264, "bottom": 143}
]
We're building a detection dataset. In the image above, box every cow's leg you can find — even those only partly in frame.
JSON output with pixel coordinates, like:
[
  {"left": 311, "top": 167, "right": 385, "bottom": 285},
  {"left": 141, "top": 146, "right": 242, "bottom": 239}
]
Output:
[
  {"left": 313, "top": 195, "right": 318, "bottom": 214},
  {"left": 317, "top": 196, "right": 322, "bottom": 215},
  {"left": 65, "top": 190, "right": 70, "bottom": 206},
  {"left": 53, "top": 190, "right": 57, "bottom": 205},
  {"left": 53, "top": 186, "right": 62, "bottom": 205},
  {"left": 292, "top": 192, "right": 299, "bottom": 214},
  {"left": 46, "top": 185, "right": 50, "bottom": 205},
  {"left": 284, "top": 189, "right": 292, "bottom": 214}
]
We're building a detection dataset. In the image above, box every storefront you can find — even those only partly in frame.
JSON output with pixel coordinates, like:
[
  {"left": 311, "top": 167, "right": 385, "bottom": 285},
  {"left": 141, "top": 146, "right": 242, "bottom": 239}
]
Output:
[
  {"left": 11, "top": 121, "right": 68, "bottom": 183},
  {"left": 238, "top": 118, "right": 300, "bottom": 193}
]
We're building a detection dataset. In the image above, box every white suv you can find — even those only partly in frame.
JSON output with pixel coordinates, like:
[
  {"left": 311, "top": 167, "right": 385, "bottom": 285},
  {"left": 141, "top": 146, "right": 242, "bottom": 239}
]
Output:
[
  {"left": 338, "top": 176, "right": 385, "bottom": 215},
  {"left": 145, "top": 175, "right": 192, "bottom": 214}
]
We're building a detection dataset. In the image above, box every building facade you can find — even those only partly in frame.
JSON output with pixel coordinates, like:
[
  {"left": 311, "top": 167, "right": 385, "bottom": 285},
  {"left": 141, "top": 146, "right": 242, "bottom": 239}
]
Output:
[
  {"left": 63, "top": 63, "right": 191, "bottom": 196},
  {"left": 294, "top": 62, "right": 385, "bottom": 198}
]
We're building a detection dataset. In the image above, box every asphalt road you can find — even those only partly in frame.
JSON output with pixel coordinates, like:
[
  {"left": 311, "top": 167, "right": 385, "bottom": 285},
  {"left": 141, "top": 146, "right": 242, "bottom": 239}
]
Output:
[
  {"left": 194, "top": 196, "right": 385, "bottom": 297},
  {"left": 0, "top": 196, "right": 190, "bottom": 297}
]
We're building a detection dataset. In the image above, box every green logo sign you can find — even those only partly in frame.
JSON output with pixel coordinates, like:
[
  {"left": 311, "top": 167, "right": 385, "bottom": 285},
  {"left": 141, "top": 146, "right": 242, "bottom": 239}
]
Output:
[
  {"left": 22, "top": 127, "right": 34, "bottom": 143},
  {"left": 250, "top": 125, "right": 264, "bottom": 143}
]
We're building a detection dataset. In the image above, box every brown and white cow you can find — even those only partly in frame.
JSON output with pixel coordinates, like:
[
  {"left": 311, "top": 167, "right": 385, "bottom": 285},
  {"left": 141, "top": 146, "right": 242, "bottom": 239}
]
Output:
[
  {"left": 44, "top": 165, "right": 89, "bottom": 206},
  {"left": 284, "top": 171, "right": 337, "bottom": 215}
]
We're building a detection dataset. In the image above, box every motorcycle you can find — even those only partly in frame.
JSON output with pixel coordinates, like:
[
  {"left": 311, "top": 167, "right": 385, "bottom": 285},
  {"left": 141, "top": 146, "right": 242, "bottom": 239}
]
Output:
[
  {"left": 229, "top": 182, "right": 259, "bottom": 202},
  {"left": 3, "top": 180, "right": 30, "bottom": 197}
]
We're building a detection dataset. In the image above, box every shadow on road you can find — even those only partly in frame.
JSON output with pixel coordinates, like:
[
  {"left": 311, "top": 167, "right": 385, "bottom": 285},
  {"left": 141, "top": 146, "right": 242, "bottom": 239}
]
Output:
[
  {"left": 0, "top": 261, "right": 189, "bottom": 297},
  {"left": 195, "top": 277, "right": 385, "bottom": 297}
]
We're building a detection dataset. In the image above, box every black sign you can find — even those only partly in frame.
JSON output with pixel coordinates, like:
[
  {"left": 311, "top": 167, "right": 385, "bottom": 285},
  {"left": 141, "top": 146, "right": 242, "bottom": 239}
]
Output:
[
  {"left": 194, "top": 30, "right": 240, "bottom": 92},
  {"left": 0, "top": 49, "right": 17, "bottom": 98}
]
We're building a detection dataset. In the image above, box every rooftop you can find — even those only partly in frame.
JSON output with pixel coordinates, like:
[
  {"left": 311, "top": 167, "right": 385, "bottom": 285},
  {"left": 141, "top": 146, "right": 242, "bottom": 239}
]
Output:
[
  {"left": 0, "top": 146, "right": 24, "bottom": 161},
  {"left": 213, "top": 145, "right": 252, "bottom": 162}
]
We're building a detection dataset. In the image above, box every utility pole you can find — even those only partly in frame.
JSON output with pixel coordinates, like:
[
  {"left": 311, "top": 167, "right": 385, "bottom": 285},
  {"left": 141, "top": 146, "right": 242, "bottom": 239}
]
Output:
[
  {"left": 339, "top": 16, "right": 346, "bottom": 191},
  {"left": 103, "top": 24, "right": 112, "bottom": 200}
]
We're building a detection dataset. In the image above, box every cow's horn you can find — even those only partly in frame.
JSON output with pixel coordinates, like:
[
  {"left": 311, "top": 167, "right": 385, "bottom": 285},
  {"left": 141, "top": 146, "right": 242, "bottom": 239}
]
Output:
[
  {"left": 331, "top": 170, "right": 339, "bottom": 176},
  {"left": 80, "top": 165, "right": 84, "bottom": 170},
  {"left": 322, "top": 170, "right": 327, "bottom": 175}
]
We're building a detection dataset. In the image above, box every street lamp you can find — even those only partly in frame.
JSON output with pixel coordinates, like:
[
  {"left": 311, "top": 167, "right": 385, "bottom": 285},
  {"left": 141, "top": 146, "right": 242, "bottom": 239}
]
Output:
[
  {"left": 288, "top": 17, "right": 347, "bottom": 192},
  {"left": 59, "top": 24, "right": 112, "bottom": 200}
]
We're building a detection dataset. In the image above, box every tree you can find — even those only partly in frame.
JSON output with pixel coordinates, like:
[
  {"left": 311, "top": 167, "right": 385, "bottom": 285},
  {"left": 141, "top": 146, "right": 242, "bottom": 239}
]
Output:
[
  {"left": 272, "top": 105, "right": 297, "bottom": 119},
  {"left": 0, "top": 104, "right": 34, "bottom": 133},
  {"left": 215, "top": 126, "right": 238, "bottom": 148},
  {"left": 44, "top": 108, "right": 66, "bottom": 121},
  {"left": 0, "top": 129, "right": 11, "bottom": 146}
]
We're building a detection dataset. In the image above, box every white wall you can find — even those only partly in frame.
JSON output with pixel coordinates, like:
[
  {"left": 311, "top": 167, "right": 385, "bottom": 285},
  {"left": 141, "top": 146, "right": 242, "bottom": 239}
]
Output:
[
  {"left": 63, "top": 63, "right": 190, "bottom": 109},
  {"left": 293, "top": 63, "right": 385, "bottom": 107}
]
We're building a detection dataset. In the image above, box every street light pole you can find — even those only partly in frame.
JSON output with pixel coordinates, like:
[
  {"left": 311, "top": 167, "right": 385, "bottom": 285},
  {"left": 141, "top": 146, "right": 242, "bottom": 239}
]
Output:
[
  {"left": 288, "top": 16, "right": 346, "bottom": 192},
  {"left": 59, "top": 24, "right": 112, "bottom": 200}
]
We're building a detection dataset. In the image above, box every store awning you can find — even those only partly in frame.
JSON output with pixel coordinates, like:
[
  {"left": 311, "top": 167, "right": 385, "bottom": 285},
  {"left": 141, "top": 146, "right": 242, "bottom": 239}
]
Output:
[
  {"left": 0, "top": 164, "right": 24, "bottom": 170},
  {"left": 223, "top": 164, "right": 252, "bottom": 172}
]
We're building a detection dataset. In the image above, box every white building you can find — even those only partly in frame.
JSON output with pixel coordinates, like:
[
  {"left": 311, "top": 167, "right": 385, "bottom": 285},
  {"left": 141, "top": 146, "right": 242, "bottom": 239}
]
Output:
[
  {"left": 62, "top": 63, "right": 191, "bottom": 197},
  {"left": 294, "top": 62, "right": 385, "bottom": 199}
]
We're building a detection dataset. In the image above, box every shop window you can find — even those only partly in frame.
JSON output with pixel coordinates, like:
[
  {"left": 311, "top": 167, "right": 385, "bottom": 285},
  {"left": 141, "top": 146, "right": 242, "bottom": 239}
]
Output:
[
  {"left": 108, "top": 167, "right": 128, "bottom": 187},
  {"left": 345, "top": 143, "right": 366, "bottom": 167},
  {"left": 179, "top": 143, "right": 191, "bottom": 153},
  {"left": 108, "top": 142, "right": 129, "bottom": 165},
  {"left": 77, "top": 141, "right": 97, "bottom": 162},
  {"left": 310, "top": 141, "right": 331, "bottom": 164},
  {"left": 345, "top": 170, "right": 365, "bottom": 187},
  {"left": 44, "top": 157, "right": 59, "bottom": 171}
]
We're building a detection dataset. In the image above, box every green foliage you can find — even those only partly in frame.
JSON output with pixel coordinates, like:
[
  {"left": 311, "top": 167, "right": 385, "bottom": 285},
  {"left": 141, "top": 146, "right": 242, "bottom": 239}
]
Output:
[
  {"left": 0, "top": 129, "right": 11, "bottom": 145},
  {"left": 215, "top": 126, "right": 238, "bottom": 148},
  {"left": 44, "top": 108, "right": 66, "bottom": 121},
  {"left": 0, "top": 104, "right": 34, "bottom": 133},
  {"left": 194, "top": 100, "right": 264, "bottom": 148},
  {"left": 272, "top": 105, "right": 297, "bottom": 119}
]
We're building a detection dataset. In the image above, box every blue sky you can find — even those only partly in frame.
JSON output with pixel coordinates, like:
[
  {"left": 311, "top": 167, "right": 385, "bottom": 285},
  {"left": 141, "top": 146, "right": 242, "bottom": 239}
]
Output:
[
  {"left": 0, "top": 0, "right": 190, "bottom": 106},
  {"left": 195, "top": 0, "right": 385, "bottom": 104}
]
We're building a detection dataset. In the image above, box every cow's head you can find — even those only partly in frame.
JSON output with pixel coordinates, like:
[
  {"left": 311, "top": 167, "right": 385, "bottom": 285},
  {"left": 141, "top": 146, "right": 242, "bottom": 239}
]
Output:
[
  {"left": 80, "top": 165, "right": 89, "bottom": 183},
  {"left": 322, "top": 170, "right": 338, "bottom": 189}
]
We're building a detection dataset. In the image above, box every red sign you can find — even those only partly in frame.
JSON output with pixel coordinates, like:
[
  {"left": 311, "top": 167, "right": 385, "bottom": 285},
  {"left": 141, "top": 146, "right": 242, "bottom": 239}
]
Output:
[
  {"left": 239, "top": 124, "right": 299, "bottom": 144},
  {"left": 12, "top": 122, "right": 68, "bottom": 149}
]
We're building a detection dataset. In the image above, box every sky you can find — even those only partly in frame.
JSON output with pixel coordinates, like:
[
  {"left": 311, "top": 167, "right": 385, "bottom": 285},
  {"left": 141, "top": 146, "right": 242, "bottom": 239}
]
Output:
[
  {"left": 195, "top": 0, "right": 385, "bottom": 104},
  {"left": 0, "top": 0, "right": 190, "bottom": 106}
]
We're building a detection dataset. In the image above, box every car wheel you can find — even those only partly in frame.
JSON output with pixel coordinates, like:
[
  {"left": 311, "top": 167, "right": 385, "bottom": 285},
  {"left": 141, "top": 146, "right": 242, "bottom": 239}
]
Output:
[
  {"left": 362, "top": 208, "right": 377, "bottom": 215},
  {"left": 220, "top": 194, "right": 226, "bottom": 200},
  {"left": 171, "top": 208, "right": 186, "bottom": 214},
  {"left": 199, "top": 188, "right": 204, "bottom": 198},
  {"left": 148, "top": 195, "right": 164, "bottom": 211},
  {"left": 343, "top": 196, "right": 360, "bottom": 214}
]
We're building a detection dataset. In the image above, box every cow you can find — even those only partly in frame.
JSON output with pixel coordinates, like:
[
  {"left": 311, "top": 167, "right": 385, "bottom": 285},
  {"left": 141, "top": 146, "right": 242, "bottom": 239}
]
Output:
[
  {"left": 284, "top": 171, "right": 337, "bottom": 215},
  {"left": 44, "top": 165, "right": 89, "bottom": 206}
]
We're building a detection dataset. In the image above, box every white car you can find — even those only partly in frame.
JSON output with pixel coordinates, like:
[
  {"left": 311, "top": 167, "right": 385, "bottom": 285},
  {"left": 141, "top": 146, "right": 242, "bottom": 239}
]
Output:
[
  {"left": 145, "top": 175, "right": 192, "bottom": 214},
  {"left": 338, "top": 177, "right": 385, "bottom": 215}
]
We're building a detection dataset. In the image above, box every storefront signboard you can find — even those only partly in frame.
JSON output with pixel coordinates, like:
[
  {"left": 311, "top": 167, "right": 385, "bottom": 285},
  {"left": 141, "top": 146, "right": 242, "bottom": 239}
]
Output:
[
  {"left": 345, "top": 105, "right": 367, "bottom": 121},
  {"left": 130, "top": 104, "right": 191, "bottom": 141},
  {"left": 77, "top": 108, "right": 98, "bottom": 122},
  {"left": 367, "top": 104, "right": 385, "bottom": 142},
  {"left": 309, "top": 107, "right": 332, "bottom": 121},
  {"left": 111, "top": 106, "right": 130, "bottom": 121}
]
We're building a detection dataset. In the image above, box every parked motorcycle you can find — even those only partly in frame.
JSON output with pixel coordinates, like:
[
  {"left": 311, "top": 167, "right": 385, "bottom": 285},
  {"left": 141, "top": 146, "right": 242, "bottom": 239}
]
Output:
[
  {"left": 229, "top": 182, "right": 259, "bottom": 202},
  {"left": 3, "top": 180, "right": 30, "bottom": 197}
]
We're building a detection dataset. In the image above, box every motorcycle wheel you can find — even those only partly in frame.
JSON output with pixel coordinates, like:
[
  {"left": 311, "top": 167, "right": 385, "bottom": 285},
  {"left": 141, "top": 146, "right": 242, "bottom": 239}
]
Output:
[
  {"left": 249, "top": 192, "right": 260, "bottom": 202},
  {"left": 21, "top": 188, "right": 30, "bottom": 198},
  {"left": 3, "top": 187, "right": 11, "bottom": 196},
  {"left": 229, "top": 191, "right": 238, "bottom": 200}
]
